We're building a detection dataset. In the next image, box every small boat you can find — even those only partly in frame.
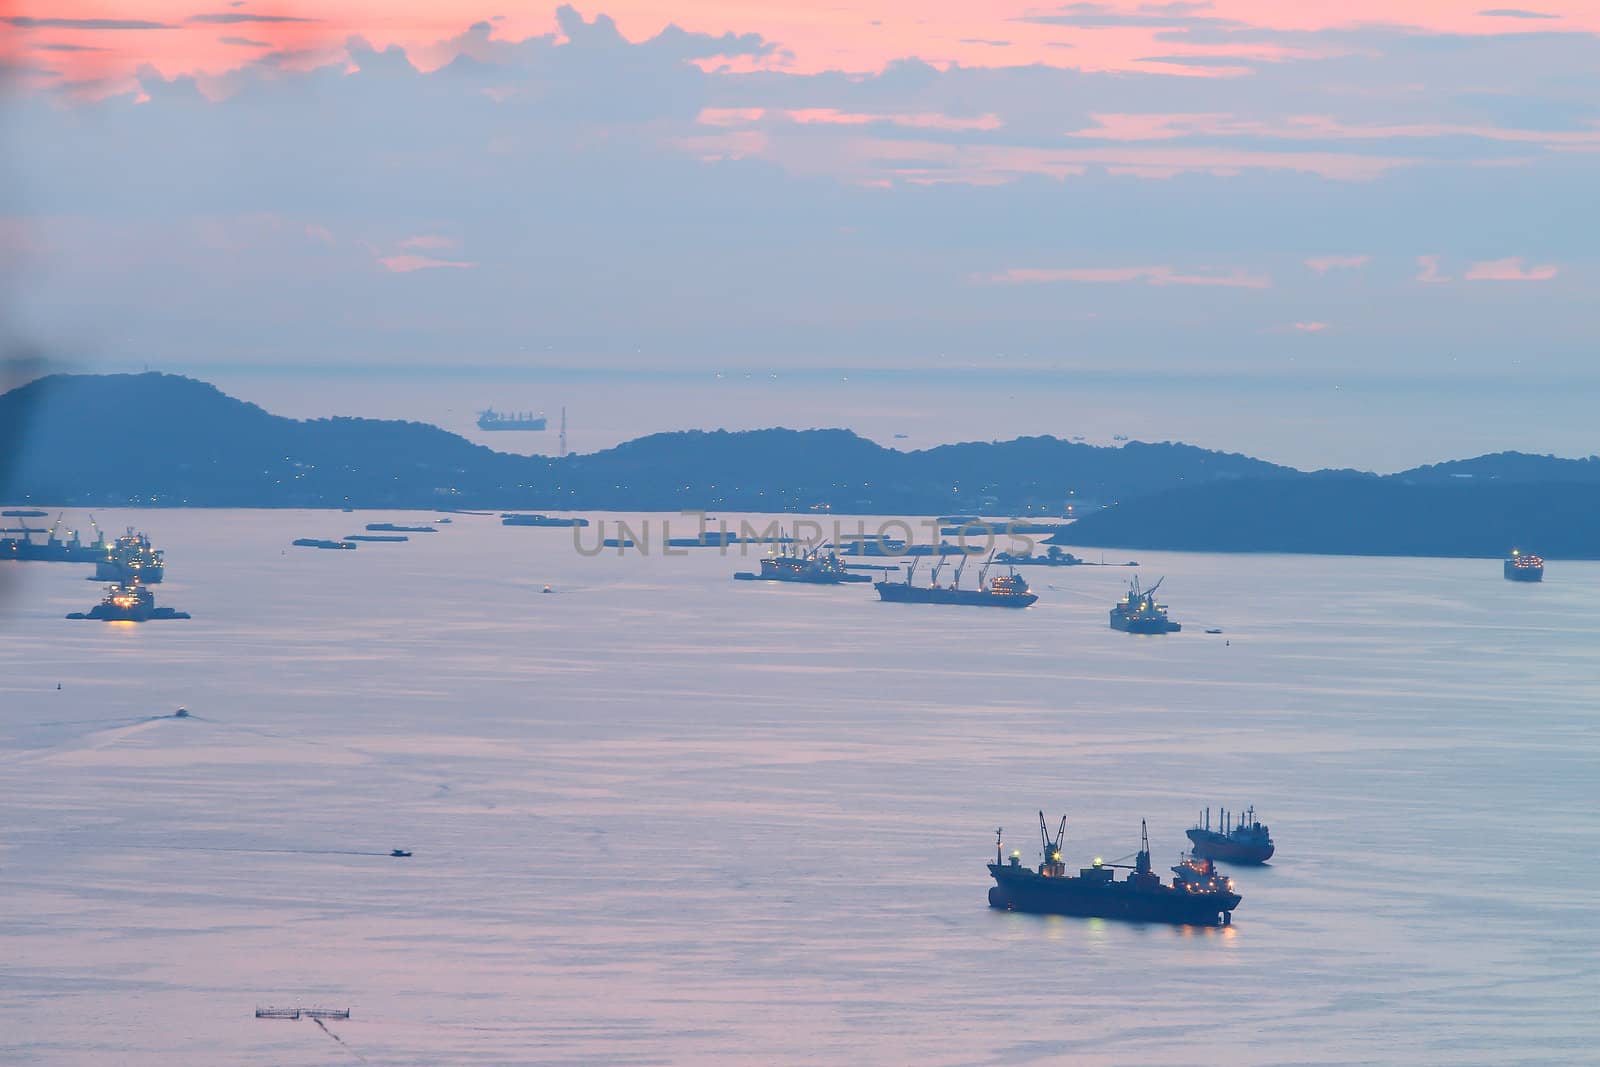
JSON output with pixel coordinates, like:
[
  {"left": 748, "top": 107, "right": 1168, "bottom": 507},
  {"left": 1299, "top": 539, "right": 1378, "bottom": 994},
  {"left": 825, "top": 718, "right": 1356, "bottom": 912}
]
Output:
[
  {"left": 390, "top": 849, "right": 412, "bottom": 858},
  {"left": 1204, "top": 628, "right": 1223, "bottom": 635}
]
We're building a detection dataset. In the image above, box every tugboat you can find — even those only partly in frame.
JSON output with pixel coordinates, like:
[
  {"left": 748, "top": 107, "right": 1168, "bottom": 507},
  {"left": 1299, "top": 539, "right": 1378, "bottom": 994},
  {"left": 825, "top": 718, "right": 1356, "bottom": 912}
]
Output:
[
  {"left": 876, "top": 552, "right": 1037, "bottom": 608},
  {"left": 1109, "top": 576, "right": 1179, "bottom": 633},
  {"left": 1186, "top": 806, "right": 1274, "bottom": 864},
  {"left": 1504, "top": 549, "right": 1543, "bottom": 582},
  {"left": 67, "top": 580, "right": 191, "bottom": 621},
  {"left": 987, "top": 815, "right": 1240, "bottom": 926},
  {"left": 734, "top": 543, "right": 871, "bottom": 584},
  {"left": 95, "top": 528, "right": 166, "bottom": 584}
]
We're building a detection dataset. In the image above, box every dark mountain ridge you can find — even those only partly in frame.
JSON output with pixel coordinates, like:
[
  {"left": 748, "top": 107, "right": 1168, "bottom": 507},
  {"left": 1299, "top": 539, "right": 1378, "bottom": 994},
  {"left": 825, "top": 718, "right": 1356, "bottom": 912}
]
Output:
[{"left": 1, "top": 372, "right": 1292, "bottom": 512}]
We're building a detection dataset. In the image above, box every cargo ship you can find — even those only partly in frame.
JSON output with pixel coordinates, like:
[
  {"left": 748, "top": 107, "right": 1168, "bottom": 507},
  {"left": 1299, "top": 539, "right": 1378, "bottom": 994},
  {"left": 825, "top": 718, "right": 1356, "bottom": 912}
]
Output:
[
  {"left": 734, "top": 544, "right": 871, "bottom": 584},
  {"left": 67, "top": 581, "right": 191, "bottom": 621},
  {"left": 94, "top": 527, "right": 165, "bottom": 583},
  {"left": 1504, "top": 549, "right": 1543, "bottom": 582},
  {"left": 987, "top": 815, "right": 1240, "bottom": 926},
  {"left": 477, "top": 408, "right": 547, "bottom": 431},
  {"left": 1109, "top": 576, "right": 1179, "bottom": 633},
  {"left": 366, "top": 523, "right": 435, "bottom": 533},
  {"left": 2, "top": 519, "right": 112, "bottom": 564},
  {"left": 1186, "top": 807, "right": 1274, "bottom": 864},
  {"left": 293, "top": 538, "right": 356, "bottom": 550},
  {"left": 875, "top": 552, "right": 1037, "bottom": 608}
]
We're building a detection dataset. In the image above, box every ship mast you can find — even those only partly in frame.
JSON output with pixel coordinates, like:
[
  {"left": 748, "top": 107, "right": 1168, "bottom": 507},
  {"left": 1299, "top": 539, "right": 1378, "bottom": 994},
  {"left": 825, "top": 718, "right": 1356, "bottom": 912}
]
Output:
[{"left": 1037, "top": 811, "right": 1067, "bottom": 876}]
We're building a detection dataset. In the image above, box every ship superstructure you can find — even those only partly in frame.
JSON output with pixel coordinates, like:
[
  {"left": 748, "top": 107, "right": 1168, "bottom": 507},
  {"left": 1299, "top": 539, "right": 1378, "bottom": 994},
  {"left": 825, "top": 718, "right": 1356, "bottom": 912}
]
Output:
[
  {"left": 95, "top": 527, "right": 166, "bottom": 584},
  {"left": 1504, "top": 549, "right": 1543, "bottom": 582}
]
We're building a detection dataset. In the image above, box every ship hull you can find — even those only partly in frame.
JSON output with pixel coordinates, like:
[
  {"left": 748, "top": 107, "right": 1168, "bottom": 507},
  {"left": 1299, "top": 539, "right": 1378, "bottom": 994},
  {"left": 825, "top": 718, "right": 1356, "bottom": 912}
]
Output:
[
  {"left": 876, "top": 582, "right": 1037, "bottom": 607},
  {"left": 735, "top": 572, "right": 869, "bottom": 585},
  {"left": 1504, "top": 562, "right": 1543, "bottom": 582},
  {"left": 68, "top": 606, "right": 190, "bottom": 622},
  {"left": 988, "top": 867, "right": 1238, "bottom": 926},
  {"left": 1110, "top": 613, "right": 1180, "bottom": 633},
  {"left": 1186, "top": 829, "right": 1274, "bottom": 864}
]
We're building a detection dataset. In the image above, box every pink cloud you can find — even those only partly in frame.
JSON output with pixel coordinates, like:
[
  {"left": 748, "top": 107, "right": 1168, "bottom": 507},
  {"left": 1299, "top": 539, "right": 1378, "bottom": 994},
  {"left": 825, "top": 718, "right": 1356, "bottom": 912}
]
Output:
[
  {"left": 1464, "top": 256, "right": 1558, "bottom": 281},
  {"left": 1293, "top": 321, "right": 1331, "bottom": 332},
  {"left": 787, "top": 108, "right": 1004, "bottom": 132},
  {"left": 399, "top": 234, "right": 458, "bottom": 250},
  {"left": 1415, "top": 255, "right": 1451, "bottom": 284},
  {"left": 697, "top": 107, "right": 766, "bottom": 127},
  {"left": 1304, "top": 254, "right": 1370, "bottom": 273},
  {"left": 983, "top": 265, "right": 1270, "bottom": 288},
  {"left": 379, "top": 253, "right": 475, "bottom": 273}
]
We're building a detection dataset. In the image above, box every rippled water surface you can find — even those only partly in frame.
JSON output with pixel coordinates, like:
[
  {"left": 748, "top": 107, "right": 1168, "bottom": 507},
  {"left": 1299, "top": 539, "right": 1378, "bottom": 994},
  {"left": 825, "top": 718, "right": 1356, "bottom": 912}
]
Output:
[{"left": 2, "top": 511, "right": 1597, "bottom": 1065}]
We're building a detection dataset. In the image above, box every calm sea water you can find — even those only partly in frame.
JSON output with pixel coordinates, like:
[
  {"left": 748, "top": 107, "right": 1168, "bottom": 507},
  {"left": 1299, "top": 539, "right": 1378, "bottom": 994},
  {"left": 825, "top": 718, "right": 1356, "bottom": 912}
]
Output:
[{"left": 1, "top": 510, "right": 1597, "bottom": 1065}]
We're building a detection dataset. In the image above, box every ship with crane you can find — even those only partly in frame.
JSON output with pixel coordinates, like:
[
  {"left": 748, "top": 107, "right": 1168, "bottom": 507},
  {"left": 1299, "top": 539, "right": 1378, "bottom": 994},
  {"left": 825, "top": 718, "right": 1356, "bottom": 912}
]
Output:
[
  {"left": 1109, "top": 576, "right": 1180, "bottom": 633},
  {"left": 875, "top": 550, "right": 1037, "bottom": 607},
  {"left": 987, "top": 813, "right": 1241, "bottom": 926},
  {"left": 0, "top": 513, "right": 112, "bottom": 564},
  {"left": 734, "top": 539, "right": 871, "bottom": 584}
]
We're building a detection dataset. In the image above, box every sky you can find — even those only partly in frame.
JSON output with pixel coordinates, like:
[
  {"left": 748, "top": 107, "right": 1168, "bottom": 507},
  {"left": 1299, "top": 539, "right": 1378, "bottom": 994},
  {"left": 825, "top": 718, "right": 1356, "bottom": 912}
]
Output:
[{"left": 0, "top": 2, "right": 1596, "bottom": 466}]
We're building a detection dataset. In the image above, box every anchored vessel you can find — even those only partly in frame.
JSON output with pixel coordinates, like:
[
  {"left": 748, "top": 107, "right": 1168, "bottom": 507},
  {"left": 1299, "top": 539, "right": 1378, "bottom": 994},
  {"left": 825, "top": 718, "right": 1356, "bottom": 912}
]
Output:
[
  {"left": 94, "top": 527, "right": 165, "bottom": 583},
  {"left": 293, "top": 538, "right": 356, "bottom": 550},
  {"left": 1, "top": 515, "right": 112, "bottom": 564},
  {"left": 1109, "top": 576, "right": 1179, "bottom": 633},
  {"left": 1504, "top": 549, "right": 1543, "bottom": 582},
  {"left": 875, "top": 552, "right": 1037, "bottom": 607},
  {"left": 502, "top": 513, "right": 590, "bottom": 527},
  {"left": 67, "top": 581, "right": 190, "bottom": 621},
  {"left": 1186, "top": 806, "right": 1274, "bottom": 864},
  {"left": 988, "top": 815, "right": 1240, "bottom": 926},
  {"left": 735, "top": 543, "right": 871, "bottom": 584},
  {"left": 477, "top": 408, "right": 547, "bottom": 431}
]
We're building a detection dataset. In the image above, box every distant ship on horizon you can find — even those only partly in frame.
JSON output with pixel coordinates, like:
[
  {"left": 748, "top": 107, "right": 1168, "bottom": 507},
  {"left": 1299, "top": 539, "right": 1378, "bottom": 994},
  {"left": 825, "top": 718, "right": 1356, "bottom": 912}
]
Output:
[{"left": 477, "top": 408, "right": 547, "bottom": 431}]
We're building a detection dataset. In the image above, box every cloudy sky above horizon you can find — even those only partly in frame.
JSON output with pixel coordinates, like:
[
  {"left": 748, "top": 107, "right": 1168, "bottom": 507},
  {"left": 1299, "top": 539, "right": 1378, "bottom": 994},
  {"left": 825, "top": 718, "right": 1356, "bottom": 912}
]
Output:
[{"left": 1, "top": 2, "right": 1596, "bottom": 398}]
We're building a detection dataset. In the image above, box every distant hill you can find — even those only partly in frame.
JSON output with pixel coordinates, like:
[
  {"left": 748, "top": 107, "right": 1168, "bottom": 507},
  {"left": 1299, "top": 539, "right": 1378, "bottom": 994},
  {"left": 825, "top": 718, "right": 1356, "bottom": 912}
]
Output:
[
  {"left": 1058, "top": 477, "right": 1600, "bottom": 559},
  {"left": 0, "top": 372, "right": 1292, "bottom": 512}
]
